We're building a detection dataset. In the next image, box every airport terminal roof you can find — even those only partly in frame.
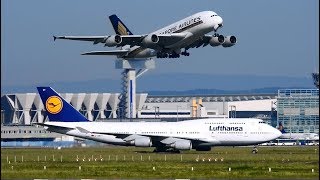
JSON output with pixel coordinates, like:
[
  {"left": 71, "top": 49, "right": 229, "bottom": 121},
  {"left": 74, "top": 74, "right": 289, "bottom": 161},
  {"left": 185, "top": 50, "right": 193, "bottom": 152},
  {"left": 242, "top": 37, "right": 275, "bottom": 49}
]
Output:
[{"left": 145, "top": 94, "right": 277, "bottom": 103}]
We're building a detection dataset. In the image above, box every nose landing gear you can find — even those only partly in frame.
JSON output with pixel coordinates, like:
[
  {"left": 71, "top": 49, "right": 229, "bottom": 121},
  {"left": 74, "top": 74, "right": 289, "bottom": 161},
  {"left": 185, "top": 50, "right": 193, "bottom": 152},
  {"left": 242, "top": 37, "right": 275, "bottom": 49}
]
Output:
[
  {"left": 181, "top": 51, "right": 190, "bottom": 56},
  {"left": 252, "top": 145, "right": 258, "bottom": 154}
]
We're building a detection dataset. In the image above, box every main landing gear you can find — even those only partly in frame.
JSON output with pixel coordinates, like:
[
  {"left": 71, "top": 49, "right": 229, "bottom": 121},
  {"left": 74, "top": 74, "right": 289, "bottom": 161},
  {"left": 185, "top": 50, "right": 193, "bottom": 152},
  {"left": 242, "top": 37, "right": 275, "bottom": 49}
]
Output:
[
  {"left": 181, "top": 51, "right": 190, "bottom": 56},
  {"left": 156, "top": 52, "right": 180, "bottom": 59},
  {"left": 153, "top": 147, "right": 181, "bottom": 153},
  {"left": 156, "top": 50, "right": 190, "bottom": 59}
]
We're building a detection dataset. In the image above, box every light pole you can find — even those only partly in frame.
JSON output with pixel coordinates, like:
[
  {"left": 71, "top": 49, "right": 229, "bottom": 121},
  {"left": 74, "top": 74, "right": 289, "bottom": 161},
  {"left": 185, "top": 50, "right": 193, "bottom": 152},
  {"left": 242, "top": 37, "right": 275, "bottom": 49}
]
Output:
[
  {"left": 176, "top": 105, "right": 181, "bottom": 121},
  {"left": 229, "top": 105, "right": 236, "bottom": 118},
  {"left": 153, "top": 106, "right": 159, "bottom": 119}
]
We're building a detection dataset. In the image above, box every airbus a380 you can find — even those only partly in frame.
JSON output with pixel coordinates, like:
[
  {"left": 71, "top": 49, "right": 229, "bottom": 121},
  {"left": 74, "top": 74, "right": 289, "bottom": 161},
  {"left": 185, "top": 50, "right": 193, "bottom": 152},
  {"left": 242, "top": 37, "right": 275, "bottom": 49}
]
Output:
[
  {"left": 53, "top": 11, "right": 236, "bottom": 59},
  {"left": 35, "top": 87, "right": 281, "bottom": 153}
]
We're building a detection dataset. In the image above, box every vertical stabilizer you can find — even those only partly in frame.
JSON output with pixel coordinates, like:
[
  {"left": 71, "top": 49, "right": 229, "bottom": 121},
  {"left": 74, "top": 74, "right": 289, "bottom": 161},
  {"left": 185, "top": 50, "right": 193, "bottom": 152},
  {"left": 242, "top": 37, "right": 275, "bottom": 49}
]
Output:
[
  {"left": 109, "top": 14, "right": 133, "bottom": 35},
  {"left": 37, "top": 87, "right": 89, "bottom": 122}
]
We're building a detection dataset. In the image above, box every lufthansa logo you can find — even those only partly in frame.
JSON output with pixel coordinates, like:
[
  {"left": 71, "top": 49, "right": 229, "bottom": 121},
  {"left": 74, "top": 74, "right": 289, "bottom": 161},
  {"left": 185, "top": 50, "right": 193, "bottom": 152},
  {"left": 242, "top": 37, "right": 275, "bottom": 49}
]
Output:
[{"left": 46, "top": 96, "right": 63, "bottom": 114}]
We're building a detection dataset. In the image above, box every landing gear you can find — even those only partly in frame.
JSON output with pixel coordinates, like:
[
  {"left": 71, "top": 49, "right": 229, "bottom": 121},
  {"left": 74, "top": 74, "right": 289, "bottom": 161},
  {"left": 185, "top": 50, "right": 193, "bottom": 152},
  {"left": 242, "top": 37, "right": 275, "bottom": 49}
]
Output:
[
  {"left": 156, "top": 51, "right": 182, "bottom": 59},
  {"left": 181, "top": 51, "right": 190, "bottom": 56},
  {"left": 153, "top": 147, "right": 181, "bottom": 153},
  {"left": 156, "top": 52, "right": 168, "bottom": 58},
  {"left": 168, "top": 53, "right": 180, "bottom": 58},
  {"left": 213, "top": 33, "right": 220, "bottom": 37},
  {"left": 252, "top": 145, "right": 258, "bottom": 154}
]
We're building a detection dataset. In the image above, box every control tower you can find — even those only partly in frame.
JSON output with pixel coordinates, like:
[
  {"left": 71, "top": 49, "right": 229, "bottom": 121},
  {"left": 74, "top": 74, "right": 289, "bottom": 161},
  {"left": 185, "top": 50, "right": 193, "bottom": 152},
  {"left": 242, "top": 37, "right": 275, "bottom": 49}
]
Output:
[{"left": 115, "top": 59, "right": 155, "bottom": 118}]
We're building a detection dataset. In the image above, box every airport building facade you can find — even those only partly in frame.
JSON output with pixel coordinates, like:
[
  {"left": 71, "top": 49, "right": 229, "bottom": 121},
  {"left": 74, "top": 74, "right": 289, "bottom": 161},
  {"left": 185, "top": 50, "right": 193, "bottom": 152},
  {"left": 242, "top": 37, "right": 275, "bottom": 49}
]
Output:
[
  {"left": 277, "top": 89, "right": 319, "bottom": 133},
  {"left": 1, "top": 93, "right": 277, "bottom": 125}
]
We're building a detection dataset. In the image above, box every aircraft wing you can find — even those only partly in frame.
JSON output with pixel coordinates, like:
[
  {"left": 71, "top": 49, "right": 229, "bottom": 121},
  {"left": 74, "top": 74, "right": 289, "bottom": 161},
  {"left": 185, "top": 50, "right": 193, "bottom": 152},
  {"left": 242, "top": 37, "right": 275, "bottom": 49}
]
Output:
[
  {"left": 153, "top": 33, "right": 188, "bottom": 47},
  {"left": 96, "top": 131, "right": 207, "bottom": 144},
  {"left": 185, "top": 35, "right": 212, "bottom": 49},
  {"left": 53, "top": 36, "right": 108, "bottom": 44},
  {"left": 54, "top": 35, "right": 145, "bottom": 46},
  {"left": 115, "top": 33, "right": 187, "bottom": 47},
  {"left": 54, "top": 33, "right": 188, "bottom": 48},
  {"left": 81, "top": 50, "right": 129, "bottom": 56}
]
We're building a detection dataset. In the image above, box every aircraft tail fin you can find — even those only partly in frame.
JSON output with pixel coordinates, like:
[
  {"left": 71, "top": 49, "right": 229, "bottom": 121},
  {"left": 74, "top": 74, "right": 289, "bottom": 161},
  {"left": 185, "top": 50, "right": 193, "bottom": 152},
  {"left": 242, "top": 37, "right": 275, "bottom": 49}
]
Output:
[
  {"left": 278, "top": 121, "right": 286, "bottom": 133},
  {"left": 37, "top": 87, "right": 89, "bottom": 122},
  {"left": 109, "top": 14, "right": 133, "bottom": 35}
]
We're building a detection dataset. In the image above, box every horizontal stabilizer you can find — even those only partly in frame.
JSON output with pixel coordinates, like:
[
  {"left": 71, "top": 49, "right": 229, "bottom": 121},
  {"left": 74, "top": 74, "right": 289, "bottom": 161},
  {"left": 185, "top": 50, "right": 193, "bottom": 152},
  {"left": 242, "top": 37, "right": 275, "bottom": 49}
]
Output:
[
  {"left": 76, "top": 127, "right": 91, "bottom": 133},
  {"left": 81, "top": 50, "right": 129, "bottom": 56},
  {"left": 33, "top": 123, "right": 74, "bottom": 130}
]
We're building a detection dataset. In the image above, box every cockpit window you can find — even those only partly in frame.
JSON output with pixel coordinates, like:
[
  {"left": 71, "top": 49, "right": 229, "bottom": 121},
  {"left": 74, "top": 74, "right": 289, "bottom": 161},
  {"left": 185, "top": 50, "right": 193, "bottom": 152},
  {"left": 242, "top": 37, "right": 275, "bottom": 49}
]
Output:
[{"left": 211, "top": 14, "right": 218, "bottom": 17}]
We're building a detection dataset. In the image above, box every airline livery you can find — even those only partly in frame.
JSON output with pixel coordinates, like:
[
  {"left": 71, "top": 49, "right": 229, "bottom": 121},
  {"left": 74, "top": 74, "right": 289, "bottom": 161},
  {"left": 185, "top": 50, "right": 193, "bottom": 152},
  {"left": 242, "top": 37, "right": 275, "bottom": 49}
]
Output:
[
  {"left": 35, "top": 87, "right": 281, "bottom": 153},
  {"left": 53, "top": 11, "right": 236, "bottom": 59}
]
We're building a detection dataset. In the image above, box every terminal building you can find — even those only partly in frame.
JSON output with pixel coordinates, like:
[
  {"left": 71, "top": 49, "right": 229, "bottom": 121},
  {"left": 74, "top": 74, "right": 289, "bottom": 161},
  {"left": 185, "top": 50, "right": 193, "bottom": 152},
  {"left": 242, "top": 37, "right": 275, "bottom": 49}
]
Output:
[
  {"left": 277, "top": 89, "right": 319, "bottom": 133},
  {"left": 1, "top": 93, "right": 277, "bottom": 124}
]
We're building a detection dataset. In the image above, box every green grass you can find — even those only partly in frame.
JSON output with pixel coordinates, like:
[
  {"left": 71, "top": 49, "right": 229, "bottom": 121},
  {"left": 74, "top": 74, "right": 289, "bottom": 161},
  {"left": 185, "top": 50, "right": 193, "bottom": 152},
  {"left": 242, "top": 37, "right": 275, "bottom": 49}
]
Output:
[{"left": 1, "top": 146, "right": 319, "bottom": 179}]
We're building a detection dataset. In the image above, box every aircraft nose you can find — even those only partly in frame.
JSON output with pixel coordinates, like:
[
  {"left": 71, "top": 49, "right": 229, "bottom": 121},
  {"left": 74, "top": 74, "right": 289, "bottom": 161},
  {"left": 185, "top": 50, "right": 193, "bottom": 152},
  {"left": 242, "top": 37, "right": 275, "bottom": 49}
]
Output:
[
  {"left": 214, "top": 16, "right": 223, "bottom": 31},
  {"left": 217, "top": 16, "right": 223, "bottom": 24},
  {"left": 274, "top": 129, "right": 282, "bottom": 139}
]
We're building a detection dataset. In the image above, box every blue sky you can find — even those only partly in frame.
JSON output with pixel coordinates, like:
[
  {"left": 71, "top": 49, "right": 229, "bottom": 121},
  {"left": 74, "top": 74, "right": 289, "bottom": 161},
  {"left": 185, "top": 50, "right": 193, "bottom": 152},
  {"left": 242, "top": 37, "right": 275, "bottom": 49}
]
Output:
[{"left": 1, "top": 0, "right": 319, "bottom": 87}]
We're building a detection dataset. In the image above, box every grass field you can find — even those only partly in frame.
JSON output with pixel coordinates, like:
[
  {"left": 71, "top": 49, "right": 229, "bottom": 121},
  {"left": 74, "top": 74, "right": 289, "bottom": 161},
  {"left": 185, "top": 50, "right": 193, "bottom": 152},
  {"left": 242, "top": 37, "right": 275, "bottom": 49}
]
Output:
[{"left": 1, "top": 146, "right": 319, "bottom": 179}]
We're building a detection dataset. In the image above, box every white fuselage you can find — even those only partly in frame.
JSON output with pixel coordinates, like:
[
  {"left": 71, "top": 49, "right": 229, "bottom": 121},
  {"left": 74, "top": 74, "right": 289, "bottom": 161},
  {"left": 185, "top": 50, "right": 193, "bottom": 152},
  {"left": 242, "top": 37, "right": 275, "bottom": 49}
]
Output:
[
  {"left": 124, "top": 11, "right": 222, "bottom": 59},
  {"left": 45, "top": 118, "right": 282, "bottom": 147}
]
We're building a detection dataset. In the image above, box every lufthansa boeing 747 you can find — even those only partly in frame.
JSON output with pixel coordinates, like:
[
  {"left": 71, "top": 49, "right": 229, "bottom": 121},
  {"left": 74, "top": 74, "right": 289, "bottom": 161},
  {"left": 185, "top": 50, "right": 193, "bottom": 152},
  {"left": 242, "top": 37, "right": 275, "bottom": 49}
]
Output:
[
  {"left": 53, "top": 11, "right": 236, "bottom": 59},
  {"left": 35, "top": 87, "right": 281, "bottom": 153}
]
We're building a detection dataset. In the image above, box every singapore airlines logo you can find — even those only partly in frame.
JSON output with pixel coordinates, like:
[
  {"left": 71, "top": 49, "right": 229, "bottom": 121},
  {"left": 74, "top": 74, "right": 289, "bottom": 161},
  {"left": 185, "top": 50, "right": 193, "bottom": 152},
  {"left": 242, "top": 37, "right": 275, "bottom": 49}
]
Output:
[
  {"left": 46, "top": 96, "right": 63, "bottom": 114},
  {"left": 118, "top": 22, "right": 128, "bottom": 35}
]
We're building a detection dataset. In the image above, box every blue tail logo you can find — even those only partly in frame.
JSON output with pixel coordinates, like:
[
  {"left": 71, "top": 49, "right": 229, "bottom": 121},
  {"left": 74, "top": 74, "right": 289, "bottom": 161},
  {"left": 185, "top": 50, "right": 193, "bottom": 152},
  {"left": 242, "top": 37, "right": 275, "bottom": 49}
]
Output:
[
  {"left": 278, "top": 121, "right": 286, "bottom": 133},
  {"left": 37, "top": 87, "right": 89, "bottom": 122},
  {"left": 109, "top": 14, "right": 133, "bottom": 35}
]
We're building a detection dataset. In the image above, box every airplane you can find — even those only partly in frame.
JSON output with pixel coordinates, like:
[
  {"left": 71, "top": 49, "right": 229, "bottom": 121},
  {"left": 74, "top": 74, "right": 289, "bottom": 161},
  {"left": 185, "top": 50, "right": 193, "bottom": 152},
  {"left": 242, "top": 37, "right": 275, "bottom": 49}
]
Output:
[
  {"left": 53, "top": 11, "right": 236, "bottom": 59},
  {"left": 277, "top": 122, "right": 319, "bottom": 141},
  {"left": 35, "top": 87, "right": 281, "bottom": 153}
]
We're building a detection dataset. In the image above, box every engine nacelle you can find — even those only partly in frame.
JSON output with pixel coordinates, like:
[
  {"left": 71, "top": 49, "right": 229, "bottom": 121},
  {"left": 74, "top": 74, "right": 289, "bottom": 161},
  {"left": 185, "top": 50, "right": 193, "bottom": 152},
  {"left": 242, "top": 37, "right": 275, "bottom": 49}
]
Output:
[
  {"left": 222, "top": 35, "right": 237, "bottom": 47},
  {"left": 104, "top": 35, "right": 122, "bottom": 47},
  {"left": 170, "top": 140, "right": 192, "bottom": 150},
  {"left": 131, "top": 137, "right": 152, "bottom": 147},
  {"left": 209, "top": 35, "right": 225, "bottom": 47},
  {"left": 142, "top": 34, "right": 159, "bottom": 47}
]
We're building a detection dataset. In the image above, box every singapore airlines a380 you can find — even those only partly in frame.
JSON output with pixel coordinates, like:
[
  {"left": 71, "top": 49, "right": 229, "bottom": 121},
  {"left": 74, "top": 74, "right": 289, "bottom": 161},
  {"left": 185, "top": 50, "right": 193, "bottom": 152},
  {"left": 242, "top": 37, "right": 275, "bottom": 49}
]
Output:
[{"left": 53, "top": 11, "right": 237, "bottom": 59}]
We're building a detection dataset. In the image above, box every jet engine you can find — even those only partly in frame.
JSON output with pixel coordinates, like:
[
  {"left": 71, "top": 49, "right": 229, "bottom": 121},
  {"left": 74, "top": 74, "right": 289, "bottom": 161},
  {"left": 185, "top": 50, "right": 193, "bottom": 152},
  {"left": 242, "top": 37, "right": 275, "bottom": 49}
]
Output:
[
  {"left": 209, "top": 35, "right": 225, "bottom": 46},
  {"left": 222, "top": 35, "right": 237, "bottom": 47},
  {"left": 142, "top": 34, "right": 159, "bottom": 47},
  {"left": 130, "top": 137, "right": 152, "bottom": 147},
  {"left": 170, "top": 140, "right": 192, "bottom": 150},
  {"left": 104, "top": 35, "right": 122, "bottom": 47}
]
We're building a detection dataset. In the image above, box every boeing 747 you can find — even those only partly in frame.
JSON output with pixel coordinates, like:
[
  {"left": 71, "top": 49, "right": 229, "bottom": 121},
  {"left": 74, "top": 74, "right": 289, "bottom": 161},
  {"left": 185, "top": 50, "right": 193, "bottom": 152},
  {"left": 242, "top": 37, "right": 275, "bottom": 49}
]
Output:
[
  {"left": 35, "top": 87, "right": 281, "bottom": 153},
  {"left": 53, "top": 11, "right": 236, "bottom": 59}
]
